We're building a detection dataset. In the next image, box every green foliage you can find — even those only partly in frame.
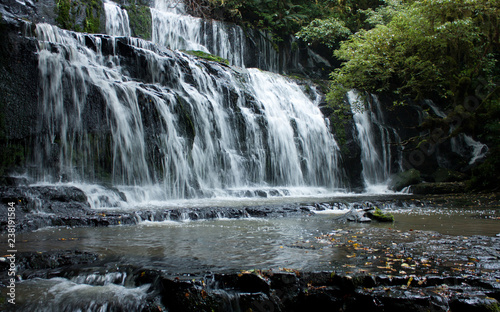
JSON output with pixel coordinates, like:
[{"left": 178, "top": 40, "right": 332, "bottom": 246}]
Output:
[
  {"left": 56, "top": 0, "right": 73, "bottom": 30},
  {"left": 209, "top": 0, "right": 324, "bottom": 40},
  {"left": 124, "top": 4, "right": 152, "bottom": 40},
  {"left": 84, "top": 0, "right": 102, "bottom": 33},
  {"left": 296, "top": 17, "right": 351, "bottom": 48},
  {"left": 183, "top": 50, "right": 230, "bottom": 65},
  {"left": 329, "top": 0, "right": 500, "bottom": 107},
  {"left": 361, "top": 0, "right": 404, "bottom": 27},
  {"left": 324, "top": 0, "right": 499, "bottom": 190}
]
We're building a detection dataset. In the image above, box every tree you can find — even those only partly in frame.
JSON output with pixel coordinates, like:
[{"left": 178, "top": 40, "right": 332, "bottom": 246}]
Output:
[
  {"left": 330, "top": 0, "right": 499, "bottom": 107},
  {"left": 295, "top": 17, "right": 351, "bottom": 49},
  {"left": 328, "top": 0, "right": 500, "bottom": 189}
]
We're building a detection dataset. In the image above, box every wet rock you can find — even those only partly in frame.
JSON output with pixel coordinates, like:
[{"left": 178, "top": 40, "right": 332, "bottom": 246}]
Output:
[
  {"left": 389, "top": 169, "right": 422, "bottom": 191},
  {"left": 351, "top": 287, "right": 450, "bottom": 312},
  {"left": 0, "top": 176, "right": 28, "bottom": 186},
  {"left": 450, "top": 296, "right": 500, "bottom": 312},
  {"left": 335, "top": 209, "right": 372, "bottom": 223},
  {"left": 366, "top": 207, "right": 394, "bottom": 222},
  {"left": 212, "top": 273, "right": 271, "bottom": 294},
  {"left": 410, "top": 182, "right": 466, "bottom": 194},
  {"left": 0, "top": 250, "right": 99, "bottom": 284},
  {"left": 255, "top": 190, "right": 268, "bottom": 198}
]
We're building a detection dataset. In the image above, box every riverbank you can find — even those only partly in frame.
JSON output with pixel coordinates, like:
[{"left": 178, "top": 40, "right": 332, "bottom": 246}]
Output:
[
  {"left": 1, "top": 240, "right": 499, "bottom": 311},
  {"left": 1, "top": 187, "right": 499, "bottom": 311}
]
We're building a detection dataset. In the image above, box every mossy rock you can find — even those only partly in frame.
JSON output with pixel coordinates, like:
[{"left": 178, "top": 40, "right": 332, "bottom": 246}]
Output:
[
  {"left": 388, "top": 169, "right": 421, "bottom": 191},
  {"left": 123, "top": 4, "right": 152, "bottom": 40},
  {"left": 55, "top": 0, "right": 104, "bottom": 33},
  {"left": 182, "top": 50, "right": 229, "bottom": 65},
  {"left": 367, "top": 208, "right": 394, "bottom": 222}
]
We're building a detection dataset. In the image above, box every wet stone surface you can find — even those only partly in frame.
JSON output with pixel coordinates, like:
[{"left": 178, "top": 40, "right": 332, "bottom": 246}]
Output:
[{"left": 309, "top": 228, "right": 500, "bottom": 276}]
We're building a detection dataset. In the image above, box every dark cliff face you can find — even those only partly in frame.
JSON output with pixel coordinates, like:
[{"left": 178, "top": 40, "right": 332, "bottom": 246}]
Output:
[
  {"left": 0, "top": 18, "right": 39, "bottom": 176},
  {"left": 0, "top": 14, "right": 368, "bottom": 191}
]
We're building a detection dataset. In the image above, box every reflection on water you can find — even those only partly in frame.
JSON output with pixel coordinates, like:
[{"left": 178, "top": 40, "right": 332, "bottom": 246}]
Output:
[{"left": 12, "top": 205, "right": 499, "bottom": 273}]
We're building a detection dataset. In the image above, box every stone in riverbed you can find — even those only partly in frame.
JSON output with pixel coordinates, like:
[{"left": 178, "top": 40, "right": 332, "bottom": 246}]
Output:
[{"left": 335, "top": 209, "right": 372, "bottom": 223}]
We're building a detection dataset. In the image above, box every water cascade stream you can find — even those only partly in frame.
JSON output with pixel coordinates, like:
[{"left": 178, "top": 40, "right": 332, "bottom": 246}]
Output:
[
  {"left": 104, "top": 0, "right": 131, "bottom": 37},
  {"left": 3, "top": 1, "right": 500, "bottom": 311},
  {"left": 33, "top": 9, "right": 341, "bottom": 206},
  {"left": 347, "top": 90, "right": 402, "bottom": 191},
  {"left": 150, "top": 0, "right": 279, "bottom": 70}
]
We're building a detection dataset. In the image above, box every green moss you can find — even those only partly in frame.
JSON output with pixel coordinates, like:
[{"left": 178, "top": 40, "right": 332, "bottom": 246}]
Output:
[
  {"left": 328, "top": 101, "right": 351, "bottom": 153},
  {"left": 124, "top": 4, "right": 152, "bottom": 40},
  {"left": 55, "top": 0, "right": 73, "bottom": 30},
  {"left": 183, "top": 50, "right": 230, "bottom": 65},
  {"left": 55, "top": 0, "right": 103, "bottom": 33},
  {"left": 370, "top": 207, "right": 394, "bottom": 222}
]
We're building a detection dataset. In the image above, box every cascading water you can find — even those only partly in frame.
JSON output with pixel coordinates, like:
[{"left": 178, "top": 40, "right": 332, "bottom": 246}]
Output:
[
  {"left": 104, "top": 0, "right": 131, "bottom": 37},
  {"left": 15, "top": 275, "right": 152, "bottom": 311},
  {"left": 150, "top": 0, "right": 279, "bottom": 70},
  {"left": 34, "top": 21, "right": 341, "bottom": 206},
  {"left": 348, "top": 90, "right": 401, "bottom": 191}
]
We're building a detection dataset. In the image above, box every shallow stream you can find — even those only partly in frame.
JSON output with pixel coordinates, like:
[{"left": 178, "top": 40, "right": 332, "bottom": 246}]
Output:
[{"left": 11, "top": 195, "right": 499, "bottom": 273}]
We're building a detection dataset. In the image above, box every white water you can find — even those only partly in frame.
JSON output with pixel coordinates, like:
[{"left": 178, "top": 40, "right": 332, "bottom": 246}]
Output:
[
  {"left": 104, "top": 0, "right": 131, "bottom": 37},
  {"left": 150, "top": 0, "right": 279, "bottom": 70},
  {"left": 348, "top": 90, "right": 401, "bottom": 191},
  {"left": 16, "top": 277, "right": 151, "bottom": 312},
  {"left": 34, "top": 23, "right": 341, "bottom": 205}
]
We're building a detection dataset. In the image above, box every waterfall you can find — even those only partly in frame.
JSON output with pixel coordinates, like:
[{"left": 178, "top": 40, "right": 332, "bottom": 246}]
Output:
[
  {"left": 150, "top": 0, "right": 279, "bottom": 70},
  {"left": 348, "top": 90, "right": 401, "bottom": 191},
  {"left": 104, "top": 0, "right": 131, "bottom": 37},
  {"left": 34, "top": 22, "right": 341, "bottom": 204}
]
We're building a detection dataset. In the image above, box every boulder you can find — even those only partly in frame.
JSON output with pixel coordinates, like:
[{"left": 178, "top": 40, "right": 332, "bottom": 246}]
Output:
[
  {"left": 334, "top": 209, "right": 372, "bottom": 223},
  {"left": 389, "top": 169, "right": 421, "bottom": 191}
]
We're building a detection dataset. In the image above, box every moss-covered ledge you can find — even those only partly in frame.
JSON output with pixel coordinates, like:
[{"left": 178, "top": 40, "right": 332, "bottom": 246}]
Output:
[
  {"left": 123, "top": 3, "right": 152, "bottom": 40},
  {"left": 182, "top": 50, "right": 230, "bottom": 65}
]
